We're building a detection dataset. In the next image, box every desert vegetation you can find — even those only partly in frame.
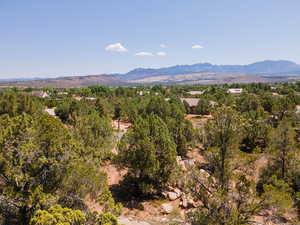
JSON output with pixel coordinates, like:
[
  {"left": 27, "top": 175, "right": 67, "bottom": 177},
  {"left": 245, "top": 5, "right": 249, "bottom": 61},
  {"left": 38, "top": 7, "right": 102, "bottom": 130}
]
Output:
[{"left": 1, "top": 82, "right": 300, "bottom": 224}]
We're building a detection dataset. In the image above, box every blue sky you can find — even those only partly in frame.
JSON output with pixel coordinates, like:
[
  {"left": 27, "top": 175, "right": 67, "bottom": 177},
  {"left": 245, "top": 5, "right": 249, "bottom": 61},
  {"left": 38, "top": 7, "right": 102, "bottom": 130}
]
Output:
[{"left": 0, "top": 0, "right": 300, "bottom": 78}]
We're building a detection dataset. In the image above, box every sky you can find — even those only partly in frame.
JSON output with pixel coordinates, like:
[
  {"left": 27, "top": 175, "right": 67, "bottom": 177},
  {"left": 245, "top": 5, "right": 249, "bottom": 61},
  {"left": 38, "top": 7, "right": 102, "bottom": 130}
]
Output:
[{"left": 0, "top": 0, "right": 300, "bottom": 78}]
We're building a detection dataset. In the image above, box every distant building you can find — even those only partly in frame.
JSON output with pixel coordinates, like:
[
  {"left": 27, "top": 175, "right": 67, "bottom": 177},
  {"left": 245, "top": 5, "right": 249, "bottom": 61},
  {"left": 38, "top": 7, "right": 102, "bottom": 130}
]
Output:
[
  {"left": 138, "top": 91, "right": 150, "bottom": 96},
  {"left": 58, "top": 92, "right": 68, "bottom": 95},
  {"left": 187, "top": 90, "right": 205, "bottom": 95},
  {"left": 31, "top": 91, "right": 49, "bottom": 98},
  {"left": 227, "top": 88, "right": 243, "bottom": 94},
  {"left": 85, "top": 97, "right": 97, "bottom": 101},
  {"left": 73, "top": 95, "right": 82, "bottom": 101},
  {"left": 180, "top": 98, "right": 200, "bottom": 107}
]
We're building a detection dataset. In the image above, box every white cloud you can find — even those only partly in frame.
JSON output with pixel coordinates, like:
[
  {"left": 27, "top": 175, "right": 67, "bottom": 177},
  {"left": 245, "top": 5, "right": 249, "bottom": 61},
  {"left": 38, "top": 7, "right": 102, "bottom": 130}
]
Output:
[
  {"left": 160, "top": 44, "right": 167, "bottom": 48},
  {"left": 157, "top": 51, "right": 167, "bottom": 56},
  {"left": 105, "top": 43, "right": 128, "bottom": 52},
  {"left": 135, "top": 52, "right": 154, "bottom": 56},
  {"left": 192, "top": 44, "right": 204, "bottom": 49}
]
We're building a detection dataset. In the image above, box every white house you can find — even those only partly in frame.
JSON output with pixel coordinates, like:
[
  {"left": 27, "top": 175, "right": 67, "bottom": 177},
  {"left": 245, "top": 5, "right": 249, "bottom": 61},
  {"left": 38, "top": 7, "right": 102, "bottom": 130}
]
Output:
[
  {"left": 58, "top": 92, "right": 68, "bottom": 95},
  {"left": 73, "top": 96, "right": 83, "bottom": 101},
  {"left": 187, "top": 90, "right": 205, "bottom": 95},
  {"left": 31, "top": 91, "right": 49, "bottom": 98},
  {"left": 227, "top": 88, "right": 243, "bottom": 94},
  {"left": 85, "top": 97, "right": 97, "bottom": 101},
  {"left": 138, "top": 91, "right": 150, "bottom": 96},
  {"left": 180, "top": 98, "right": 200, "bottom": 107}
]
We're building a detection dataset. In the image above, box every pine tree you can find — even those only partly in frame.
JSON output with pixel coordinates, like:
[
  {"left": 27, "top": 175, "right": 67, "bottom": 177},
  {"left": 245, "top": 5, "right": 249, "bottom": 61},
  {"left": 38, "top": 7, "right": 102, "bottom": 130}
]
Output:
[
  {"left": 269, "top": 120, "right": 297, "bottom": 180},
  {"left": 203, "top": 106, "right": 244, "bottom": 189}
]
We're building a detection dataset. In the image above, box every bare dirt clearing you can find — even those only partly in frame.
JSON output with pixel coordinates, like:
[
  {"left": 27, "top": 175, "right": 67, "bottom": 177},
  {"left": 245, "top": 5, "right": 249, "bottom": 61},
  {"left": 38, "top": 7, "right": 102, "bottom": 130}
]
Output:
[{"left": 185, "top": 114, "right": 212, "bottom": 129}]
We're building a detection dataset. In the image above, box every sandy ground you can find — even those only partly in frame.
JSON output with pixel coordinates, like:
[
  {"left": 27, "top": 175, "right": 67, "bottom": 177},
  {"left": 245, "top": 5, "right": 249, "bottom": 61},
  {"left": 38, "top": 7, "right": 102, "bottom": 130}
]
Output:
[
  {"left": 112, "top": 120, "right": 132, "bottom": 132},
  {"left": 102, "top": 163, "right": 128, "bottom": 186},
  {"left": 186, "top": 146, "right": 207, "bottom": 164},
  {"left": 185, "top": 114, "right": 212, "bottom": 129}
]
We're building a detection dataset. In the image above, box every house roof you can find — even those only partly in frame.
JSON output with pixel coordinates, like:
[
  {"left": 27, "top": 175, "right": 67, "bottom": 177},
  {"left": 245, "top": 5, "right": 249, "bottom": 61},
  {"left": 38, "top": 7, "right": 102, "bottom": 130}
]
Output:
[
  {"left": 85, "top": 97, "right": 97, "bottom": 101},
  {"left": 187, "top": 90, "right": 205, "bottom": 95},
  {"left": 227, "top": 88, "right": 243, "bottom": 94},
  {"left": 31, "top": 91, "right": 49, "bottom": 98},
  {"left": 180, "top": 98, "right": 200, "bottom": 107}
]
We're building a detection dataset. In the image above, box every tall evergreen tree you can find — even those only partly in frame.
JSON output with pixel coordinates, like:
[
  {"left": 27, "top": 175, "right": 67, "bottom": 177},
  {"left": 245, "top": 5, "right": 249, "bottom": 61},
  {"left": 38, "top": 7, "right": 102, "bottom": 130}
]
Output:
[
  {"left": 269, "top": 120, "right": 297, "bottom": 180},
  {"left": 203, "top": 106, "right": 244, "bottom": 189},
  {"left": 118, "top": 115, "right": 178, "bottom": 195}
]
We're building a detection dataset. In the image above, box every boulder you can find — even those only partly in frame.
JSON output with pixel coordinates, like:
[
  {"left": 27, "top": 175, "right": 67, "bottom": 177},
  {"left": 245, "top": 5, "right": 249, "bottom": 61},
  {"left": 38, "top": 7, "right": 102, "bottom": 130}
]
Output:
[
  {"left": 199, "top": 169, "right": 210, "bottom": 179},
  {"left": 181, "top": 194, "right": 195, "bottom": 208},
  {"left": 161, "top": 203, "right": 173, "bottom": 214},
  {"left": 176, "top": 156, "right": 187, "bottom": 171},
  {"left": 182, "top": 197, "right": 188, "bottom": 208},
  {"left": 161, "top": 191, "right": 168, "bottom": 198},
  {"left": 173, "top": 188, "right": 182, "bottom": 196},
  {"left": 168, "top": 191, "right": 179, "bottom": 201},
  {"left": 183, "top": 159, "right": 195, "bottom": 169},
  {"left": 187, "top": 196, "right": 196, "bottom": 208}
]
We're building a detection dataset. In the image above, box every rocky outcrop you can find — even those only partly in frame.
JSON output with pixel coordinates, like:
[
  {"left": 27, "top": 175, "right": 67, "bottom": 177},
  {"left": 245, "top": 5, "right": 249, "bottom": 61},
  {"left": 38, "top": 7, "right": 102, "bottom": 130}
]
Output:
[
  {"left": 176, "top": 156, "right": 196, "bottom": 171},
  {"left": 162, "top": 187, "right": 183, "bottom": 201}
]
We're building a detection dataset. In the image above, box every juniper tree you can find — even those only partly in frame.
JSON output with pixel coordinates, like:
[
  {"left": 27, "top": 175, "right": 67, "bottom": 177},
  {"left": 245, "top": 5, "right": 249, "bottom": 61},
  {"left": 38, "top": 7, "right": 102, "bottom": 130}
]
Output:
[
  {"left": 0, "top": 113, "right": 116, "bottom": 224},
  {"left": 118, "top": 114, "right": 178, "bottom": 195}
]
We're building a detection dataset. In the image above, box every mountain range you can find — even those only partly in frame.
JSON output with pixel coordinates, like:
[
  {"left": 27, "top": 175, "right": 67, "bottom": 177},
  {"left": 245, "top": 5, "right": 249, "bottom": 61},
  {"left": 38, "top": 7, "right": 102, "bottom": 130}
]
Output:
[
  {"left": 123, "top": 60, "right": 300, "bottom": 78},
  {"left": 1, "top": 60, "right": 300, "bottom": 87}
]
